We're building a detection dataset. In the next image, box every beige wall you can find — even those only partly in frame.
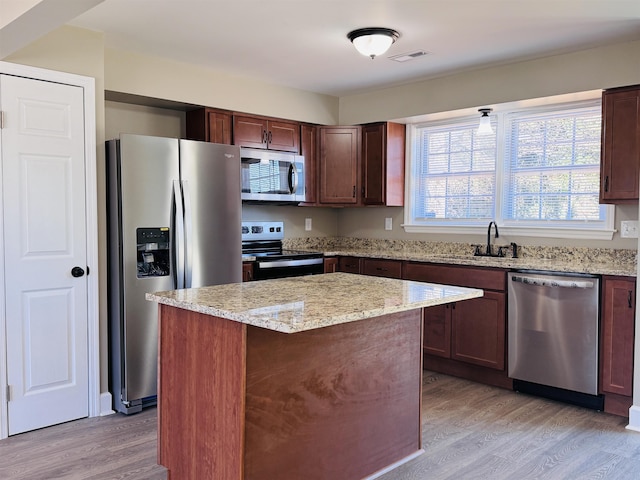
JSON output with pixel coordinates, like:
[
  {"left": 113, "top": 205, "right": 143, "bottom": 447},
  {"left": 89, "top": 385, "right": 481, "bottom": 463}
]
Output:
[
  {"left": 104, "top": 48, "right": 339, "bottom": 125},
  {"left": 339, "top": 39, "right": 640, "bottom": 125}
]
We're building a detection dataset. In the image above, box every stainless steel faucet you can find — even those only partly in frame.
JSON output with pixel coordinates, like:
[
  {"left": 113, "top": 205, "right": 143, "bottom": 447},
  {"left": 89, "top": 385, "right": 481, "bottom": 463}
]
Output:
[{"left": 487, "top": 221, "right": 499, "bottom": 256}]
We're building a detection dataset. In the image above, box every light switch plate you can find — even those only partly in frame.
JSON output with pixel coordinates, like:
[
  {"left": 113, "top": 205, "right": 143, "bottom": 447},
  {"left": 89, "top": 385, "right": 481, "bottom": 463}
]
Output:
[
  {"left": 305, "top": 218, "right": 312, "bottom": 231},
  {"left": 385, "top": 217, "right": 393, "bottom": 230},
  {"left": 621, "top": 220, "right": 639, "bottom": 238}
]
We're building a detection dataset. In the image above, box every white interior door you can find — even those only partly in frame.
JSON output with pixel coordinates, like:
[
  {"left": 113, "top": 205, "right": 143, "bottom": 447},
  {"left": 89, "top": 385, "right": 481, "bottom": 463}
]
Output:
[{"left": 1, "top": 74, "right": 89, "bottom": 435}]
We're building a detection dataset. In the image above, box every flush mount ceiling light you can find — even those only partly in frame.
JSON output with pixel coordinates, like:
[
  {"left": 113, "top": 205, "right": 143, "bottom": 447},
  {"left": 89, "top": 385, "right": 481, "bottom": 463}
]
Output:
[
  {"left": 477, "top": 108, "right": 494, "bottom": 135},
  {"left": 347, "top": 27, "right": 400, "bottom": 59}
]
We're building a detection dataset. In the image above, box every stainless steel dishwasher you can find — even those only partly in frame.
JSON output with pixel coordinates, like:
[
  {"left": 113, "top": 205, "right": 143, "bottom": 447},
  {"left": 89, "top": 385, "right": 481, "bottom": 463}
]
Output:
[{"left": 508, "top": 270, "right": 603, "bottom": 410}]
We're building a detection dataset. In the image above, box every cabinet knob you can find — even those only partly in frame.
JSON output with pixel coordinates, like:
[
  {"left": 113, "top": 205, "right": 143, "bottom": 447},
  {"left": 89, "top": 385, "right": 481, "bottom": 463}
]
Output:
[
  {"left": 604, "top": 175, "right": 609, "bottom": 193},
  {"left": 628, "top": 290, "right": 633, "bottom": 308}
]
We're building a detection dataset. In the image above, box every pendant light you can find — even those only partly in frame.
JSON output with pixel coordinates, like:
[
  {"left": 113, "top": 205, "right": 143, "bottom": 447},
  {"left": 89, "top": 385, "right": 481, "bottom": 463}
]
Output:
[
  {"left": 347, "top": 28, "right": 400, "bottom": 59},
  {"left": 477, "top": 108, "right": 494, "bottom": 135}
]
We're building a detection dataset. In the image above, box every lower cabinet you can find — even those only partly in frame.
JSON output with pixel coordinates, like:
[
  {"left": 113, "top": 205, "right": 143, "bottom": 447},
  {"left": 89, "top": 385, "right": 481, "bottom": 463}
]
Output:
[
  {"left": 324, "top": 257, "right": 338, "bottom": 273},
  {"left": 361, "top": 258, "right": 402, "bottom": 278},
  {"left": 338, "top": 256, "right": 362, "bottom": 273},
  {"left": 421, "top": 291, "right": 505, "bottom": 370},
  {"left": 404, "top": 262, "right": 508, "bottom": 386},
  {"left": 600, "top": 275, "right": 635, "bottom": 415},
  {"left": 242, "top": 262, "right": 254, "bottom": 282}
]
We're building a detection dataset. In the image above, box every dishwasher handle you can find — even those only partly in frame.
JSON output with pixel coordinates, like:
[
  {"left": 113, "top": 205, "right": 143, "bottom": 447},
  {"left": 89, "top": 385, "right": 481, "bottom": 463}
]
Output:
[{"left": 511, "top": 275, "right": 595, "bottom": 289}]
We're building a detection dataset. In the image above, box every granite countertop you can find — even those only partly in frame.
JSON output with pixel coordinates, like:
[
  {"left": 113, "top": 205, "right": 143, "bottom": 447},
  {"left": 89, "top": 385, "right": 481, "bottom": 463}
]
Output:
[
  {"left": 146, "top": 272, "right": 483, "bottom": 333},
  {"left": 320, "top": 249, "right": 636, "bottom": 276}
]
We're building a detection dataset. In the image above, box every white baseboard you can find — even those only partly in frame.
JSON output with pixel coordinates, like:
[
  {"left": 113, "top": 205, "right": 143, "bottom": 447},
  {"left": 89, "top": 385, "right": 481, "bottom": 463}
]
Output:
[
  {"left": 626, "top": 405, "right": 640, "bottom": 432},
  {"left": 99, "top": 392, "right": 115, "bottom": 416}
]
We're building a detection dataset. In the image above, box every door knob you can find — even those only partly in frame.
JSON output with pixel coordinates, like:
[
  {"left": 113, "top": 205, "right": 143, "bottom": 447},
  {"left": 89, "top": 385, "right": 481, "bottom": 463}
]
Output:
[{"left": 71, "top": 266, "right": 85, "bottom": 278}]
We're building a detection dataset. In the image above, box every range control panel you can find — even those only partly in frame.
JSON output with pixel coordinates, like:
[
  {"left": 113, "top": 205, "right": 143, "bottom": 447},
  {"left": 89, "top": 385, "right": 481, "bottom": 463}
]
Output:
[{"left": 241, "top": 221, "right": 284, "bottom": 242}]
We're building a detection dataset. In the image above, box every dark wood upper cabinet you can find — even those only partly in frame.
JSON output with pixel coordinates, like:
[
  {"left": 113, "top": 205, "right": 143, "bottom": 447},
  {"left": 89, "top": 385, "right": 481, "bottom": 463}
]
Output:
[
  {"left": 318, "top": 126, "right": 361, "bottom": 205},
  {"left": 600, "top": 85, "right": 640, "bottom": 204},
  {"left": 185, "top": 108, "right": 232, "bottom": 145},
  {"left": 233, "top": 115, "right": 300, "bottom": 153},
  {"left": 361, "top": 122, "right": 405, "bottom": 206},
  {"left": 300, "top": 123, "right": 318, "bottom": 204}
]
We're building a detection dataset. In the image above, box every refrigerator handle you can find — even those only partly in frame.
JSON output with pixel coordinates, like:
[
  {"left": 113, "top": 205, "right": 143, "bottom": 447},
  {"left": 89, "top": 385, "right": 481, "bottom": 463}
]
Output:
[
  {"left": 172, "top": 180, "right": 185, "bottom": 289},
  {"left": 182, "top": 179, "right": 193, "bottom": 288}
]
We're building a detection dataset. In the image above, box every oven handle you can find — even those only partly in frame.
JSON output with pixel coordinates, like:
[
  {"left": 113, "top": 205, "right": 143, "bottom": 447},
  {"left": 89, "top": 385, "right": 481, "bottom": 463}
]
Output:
[
  {"left": 511, "top": 275, "right": 594, "bottom": 289},
  {"left": 257, "top": 258, "right": 323, "bottom": 269}
]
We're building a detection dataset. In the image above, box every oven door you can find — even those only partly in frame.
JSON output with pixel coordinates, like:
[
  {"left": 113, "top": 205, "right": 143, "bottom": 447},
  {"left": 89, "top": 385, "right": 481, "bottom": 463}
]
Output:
[
  {"left": 240, "top": 148, "right": 305, "bottom": 203},
  {"left": 254, "top": 257, "right": 323, "bottom": 280}
]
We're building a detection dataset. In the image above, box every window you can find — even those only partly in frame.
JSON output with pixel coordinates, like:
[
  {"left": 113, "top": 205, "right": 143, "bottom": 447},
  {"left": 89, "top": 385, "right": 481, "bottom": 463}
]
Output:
[
  {"left": 405, "top": 99, "right": 614, "bottom": 239},
  {"left": 412, "top": 118, "right": 496, "bottom": 224}
]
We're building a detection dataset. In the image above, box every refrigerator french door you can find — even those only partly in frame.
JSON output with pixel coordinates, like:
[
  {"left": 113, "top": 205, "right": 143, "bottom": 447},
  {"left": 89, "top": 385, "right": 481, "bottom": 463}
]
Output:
[{"left": 106, "top": 134, "right": 242, "bottom": 414}]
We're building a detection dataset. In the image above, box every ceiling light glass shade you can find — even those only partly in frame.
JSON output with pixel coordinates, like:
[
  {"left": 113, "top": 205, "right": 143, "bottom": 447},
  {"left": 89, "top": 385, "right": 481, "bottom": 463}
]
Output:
[
  {"left": 347, "top": 28, "right": 399, "bottom": 59},
  {"left": 477, "top": 108, "right": 494, "bottom": 135}
]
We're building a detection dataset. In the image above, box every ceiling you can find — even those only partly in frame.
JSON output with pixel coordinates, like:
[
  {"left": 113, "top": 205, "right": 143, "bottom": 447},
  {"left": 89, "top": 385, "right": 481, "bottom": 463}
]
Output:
[{"left": 69, "top": 0, "right": 640, "bottom": 97}]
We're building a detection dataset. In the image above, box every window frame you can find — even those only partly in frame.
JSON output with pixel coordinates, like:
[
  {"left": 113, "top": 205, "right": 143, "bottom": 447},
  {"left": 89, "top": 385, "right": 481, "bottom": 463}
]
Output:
[{"left": 403, "top": 97, "right": 615, "bottom": 240}]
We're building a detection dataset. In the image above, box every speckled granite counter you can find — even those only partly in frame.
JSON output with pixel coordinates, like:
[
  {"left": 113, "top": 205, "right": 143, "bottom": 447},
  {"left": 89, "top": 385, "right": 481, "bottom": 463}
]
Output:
[
  {"left": 282, "top": 237, "right": 637, "bottom": 277},
  {"left": 146, "top": 272, "right": 482, "bottom": 333}
]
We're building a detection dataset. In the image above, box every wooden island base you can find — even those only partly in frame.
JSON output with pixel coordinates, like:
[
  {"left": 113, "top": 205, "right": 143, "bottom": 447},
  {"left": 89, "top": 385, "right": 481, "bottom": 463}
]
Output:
[{"left": 158, "top": 304, "right": 423, "bottom": 480}]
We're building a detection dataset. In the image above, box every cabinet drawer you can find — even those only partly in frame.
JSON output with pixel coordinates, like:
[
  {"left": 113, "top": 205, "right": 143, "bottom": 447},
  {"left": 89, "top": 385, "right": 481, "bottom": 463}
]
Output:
[
  {"left": 403, "top": 262, "right": 506, "bottom": 291},
  {"left": 361, "top": 259, "right": 402, "bottom": 279},
  {"left": 338, "top": 257, "right": 362, "bottom": 274}
]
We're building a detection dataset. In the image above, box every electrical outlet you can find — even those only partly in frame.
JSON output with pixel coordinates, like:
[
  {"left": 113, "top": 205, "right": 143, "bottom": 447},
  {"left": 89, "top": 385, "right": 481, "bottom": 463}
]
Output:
[
  {"left": 305, "top": 218, "right": 312, "bottom": 231},
  {"left": 385, "top": 217, "right": 393, "bottom": 230},
  {"left": 620, "top": 220, "right": 639, "bottom": 238}
]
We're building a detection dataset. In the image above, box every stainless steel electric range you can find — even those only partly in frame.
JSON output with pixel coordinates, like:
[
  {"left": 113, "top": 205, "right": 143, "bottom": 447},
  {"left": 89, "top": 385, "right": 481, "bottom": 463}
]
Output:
[{"left": 241, "top": 221, "right": 324, "bottom": 280}]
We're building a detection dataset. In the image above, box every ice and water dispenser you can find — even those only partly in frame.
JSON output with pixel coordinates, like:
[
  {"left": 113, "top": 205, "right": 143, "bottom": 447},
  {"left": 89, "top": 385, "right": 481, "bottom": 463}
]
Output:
[{"left": 136, "top": 227, "right": 170, "bottom": 278}]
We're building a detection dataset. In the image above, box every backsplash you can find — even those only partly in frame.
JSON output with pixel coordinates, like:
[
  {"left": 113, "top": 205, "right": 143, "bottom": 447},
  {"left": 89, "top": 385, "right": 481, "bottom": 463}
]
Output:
[{"left": 284, "top": 237, "right": 637, "bottom": 269}]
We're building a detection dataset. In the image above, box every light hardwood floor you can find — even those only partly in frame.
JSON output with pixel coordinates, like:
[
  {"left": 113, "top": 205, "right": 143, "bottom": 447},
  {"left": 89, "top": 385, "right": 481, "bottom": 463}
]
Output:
[{"left": 1, "top": 372, "right": 639, "bottom": 479}]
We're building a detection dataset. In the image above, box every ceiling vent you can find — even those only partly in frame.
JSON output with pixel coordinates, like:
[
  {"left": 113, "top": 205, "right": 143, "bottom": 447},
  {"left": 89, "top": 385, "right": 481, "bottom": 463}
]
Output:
[{"left": 389, "top": 50, "right": 430, "bottom": 62}]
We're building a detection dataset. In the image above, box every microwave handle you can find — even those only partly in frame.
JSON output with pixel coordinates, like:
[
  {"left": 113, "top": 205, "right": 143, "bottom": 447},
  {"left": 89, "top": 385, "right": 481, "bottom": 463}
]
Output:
[{"left": 288, "top": 163, "right": 298, "bottom": 194}]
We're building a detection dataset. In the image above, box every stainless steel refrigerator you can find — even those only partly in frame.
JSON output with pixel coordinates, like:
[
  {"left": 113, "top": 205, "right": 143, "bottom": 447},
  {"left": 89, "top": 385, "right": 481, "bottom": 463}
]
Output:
[{"left": 106, "top": 134, "right": 242, "bottom": 414}]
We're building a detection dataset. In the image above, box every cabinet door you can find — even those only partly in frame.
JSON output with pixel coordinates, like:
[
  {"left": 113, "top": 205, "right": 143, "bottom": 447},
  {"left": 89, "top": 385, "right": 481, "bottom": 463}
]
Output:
[
  {"left": 185, "top": 108, "right": 231, "bottom": 144},
  {"left": 338, "top": 256, "right": 362, "bottom": 274},
  {"left": 319, "top": 126, "right": 361, "bottom": 204},
  {"left": 423, "top": 304, "right": 451, "bottom": 358},
  {"left": 301, "top": 124, "right": 317, "bottom": 204},
  {"left": 600, "top": 87, "right": 640, "bottom": 203},
  {"left": 601, "top": 277, "right": 635, "bottom": 396},
  {"left": 361, "top": 258, "right": 402, "bottom": 278},
  {"left": 362, "top": 122, "right": 405, "bottom": 206},
  {"left": 324, "top": 257, "right": 338, "bottom": 273},
  {"left": 267, "top": 120, "right": 300, "bottom": 153},
  {"left": 207, "top": 110, "right": 232, "bottom": 144},
  {"left": 450, "top": 292, "right": 506, "bottom": 370},
  {"left": 234, "top": 115, "right": 268, "bottom": 149},
  {"left": 242, "top": 262, "right": 254, "bottom": 282}
]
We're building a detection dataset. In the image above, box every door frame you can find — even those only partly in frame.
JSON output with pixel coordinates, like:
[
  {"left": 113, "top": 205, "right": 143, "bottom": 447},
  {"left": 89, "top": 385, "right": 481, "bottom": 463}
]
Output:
[{"left": 0, "top": 61, "right": 99, "bottom": 439}]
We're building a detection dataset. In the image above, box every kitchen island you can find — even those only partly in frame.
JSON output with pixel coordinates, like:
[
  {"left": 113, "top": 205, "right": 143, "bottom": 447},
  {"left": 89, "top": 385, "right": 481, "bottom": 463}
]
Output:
[{"left": 146, "top": 272, "right": 482, "bottom": 480}]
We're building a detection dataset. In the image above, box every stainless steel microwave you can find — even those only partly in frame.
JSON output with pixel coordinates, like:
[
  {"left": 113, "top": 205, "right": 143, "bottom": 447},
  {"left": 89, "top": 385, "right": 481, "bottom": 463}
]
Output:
[{"left": 240, "top": 148, "right": 305, "bottom": 203}]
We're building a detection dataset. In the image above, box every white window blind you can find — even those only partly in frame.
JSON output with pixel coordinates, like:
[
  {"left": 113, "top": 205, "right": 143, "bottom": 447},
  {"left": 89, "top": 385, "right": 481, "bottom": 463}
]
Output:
[
  {"left": 502, "top": 105, "right": 604, "bottom": 226},
  {"left": 413, "top": 119, "right": 496, "bottom": 224}
]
